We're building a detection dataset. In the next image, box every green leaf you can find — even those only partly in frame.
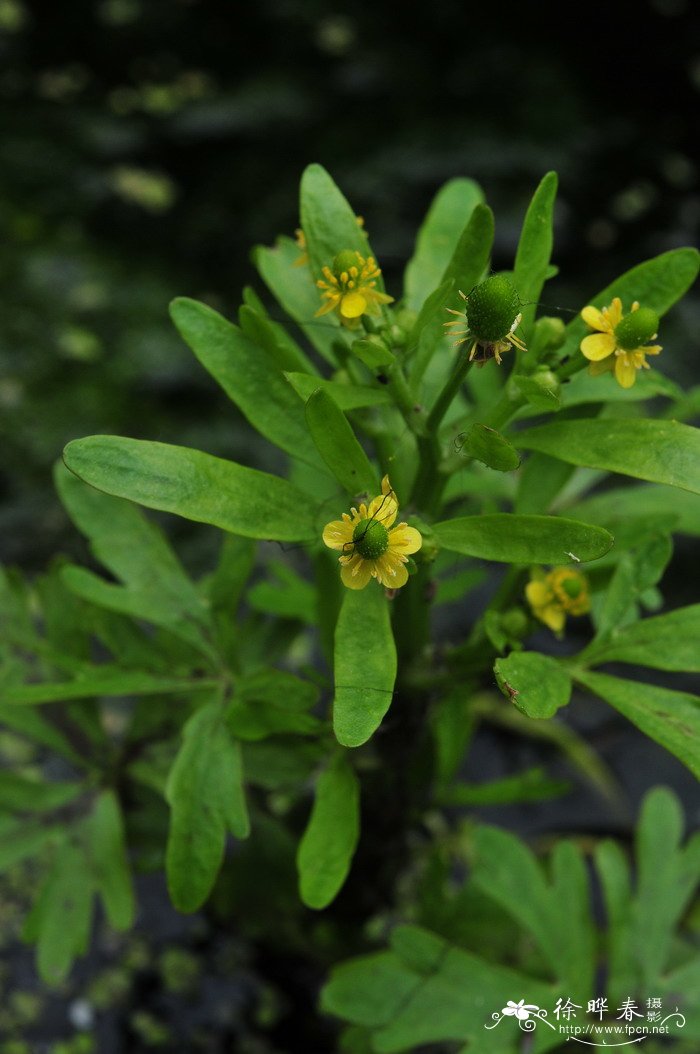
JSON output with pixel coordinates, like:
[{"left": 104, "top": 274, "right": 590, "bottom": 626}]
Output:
[
  {"left": 559, "top": 367, "right": 681, "bottom": 408},
  {"left": 512, "top": 171, "right": 558, "bottom": 339},
  {"left": 297, "top": 752, "right": 360, "bottom": 910},
  {"left": 472, "top": 825, "right": 594, "bottom": 997},
  {"left": 254, "top": 235, "right": 340, "bottom": 363},
  {"left": 405, "top": 279, "right": 454, "bottom": 357},
  {"left": 0, "top": 773, "right": 81, "bottom": 812},
  {"left": 305, "top": 388, "right": 379, "bottom": 495},
  {"left": 85, "top": 790, "right": 135, "bottom": 931},
  {"left": 55, "top": 463, "right": 212, "bottom": 652},
  {"left": 574, "top": 670, "right": 700, "bottom": 778},
  {"left": 285, "top": 371, "right": 390, "bottom": 410},
  {"left": 321, "top": 932, "right": 559, "bottom": 1053},
  {"left": 494, "top": 651, "right": 572, "bottom": 718},
  {"left": 227, "top": 669, "right": 322, "bottom": 740},
  {"left": 166, "top": 702, "right": 250, "bottom": 913},
  {"left": 0, "top": 821, "right": 61, "bottom": 872},
  {"left": 433, "top": 514, "right": 613, "bottom": 564},
  {"left": 403, "top": 178, "right": 484, "bottom": 310},
  {"left": 238, "top": 302, "right": 317, "bottom": 375},
  {"left": 512, "top": 372, "right": 561, "bottom": 411},
  {"left": 24, "top": 842, "right": 94, "bottom": 985},
  {"left": 515, "top": 452, "right": 574, "bottom": 514},
  {"left": 3, "top": 667, "right": 217, "bottom": 704},
  {"left": 455, "top": 424, "right": 520, "bottom": 472},
  {"left": 518, "top": 418, "right": 700, "bottom": 495},
  {"left": 566, "top": 482, "right": 700, "bottom": 537},
  {"left": 207, "top": 535, "right": 255, "bottom": 612},
  {"left": 410, "top": 204, "right": 495, "bottom": 385},
  {"left": 594, "top": 532, "right": 672, "bottom": 639},
  {"left": 439, "top": 767, "right": 569, "bottom": 806},
  {"left": 581, "top": 603, "right": 700, "bottom": 671},
  {"left": 333, "top": 587, "right": 397, "bottom": 748},
  {"left": 63, "top": 436, "right": 316, "bottom": 542},
  {"left": 300, "top": 164, "right": 375, "bottom": 280},
  {"left": 559, "top": 247, "right": 700, "bottom": 362},
  {"left": 170, "top": 297, "right": 324, "bottom": 469},
  {"left": 248, "top": 561, "right": 316, "bottom": 623}
]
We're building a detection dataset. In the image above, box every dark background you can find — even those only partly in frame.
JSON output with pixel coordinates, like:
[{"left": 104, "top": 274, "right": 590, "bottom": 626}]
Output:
[{"left": 0, "top": 1, "right": 699, "bottom": 1051}]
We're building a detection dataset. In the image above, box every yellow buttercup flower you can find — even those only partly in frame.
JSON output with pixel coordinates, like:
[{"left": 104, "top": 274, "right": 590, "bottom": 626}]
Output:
[
  {"left": 314, "top": 250, "right": 394, "bottom": 328},
  {"left": 322, "top": 475, "right": 422, "bottom": 590},
  {"left": 525, "top": 566, "right": 590, "bottom": 636},
  {"left": 580, "top": 298, "right": 662, "bottom": 389}
]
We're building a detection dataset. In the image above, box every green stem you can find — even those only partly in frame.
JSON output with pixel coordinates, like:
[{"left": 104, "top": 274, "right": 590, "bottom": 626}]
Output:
[
  {"left": 386, "top": 360, "right": 427, "bottom": 436},
  {"left": 426, "top": 353, "right": 474, "bottom": 433}
]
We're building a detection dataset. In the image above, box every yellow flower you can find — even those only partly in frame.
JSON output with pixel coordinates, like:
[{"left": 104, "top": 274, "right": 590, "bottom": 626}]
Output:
[
  {"left": 525, "top": 566, "right": 590, "bottom": 636},
  {"left": 322, "top": 475, "right": 422, "bottom": 590},
  {"left": 580, "top": 298, "right": 662, "bottom": 389},
  {"left": 314, "top": 250, "right": 394, "bottom": 328}
]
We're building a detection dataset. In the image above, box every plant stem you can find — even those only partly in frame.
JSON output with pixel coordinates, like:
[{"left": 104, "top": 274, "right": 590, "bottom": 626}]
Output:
[
  {"left": 426, "top": 353, "right": 474, "bottom": 433},
  {"left": 386, "top": 360, "right": 427, "bottom": 436}
]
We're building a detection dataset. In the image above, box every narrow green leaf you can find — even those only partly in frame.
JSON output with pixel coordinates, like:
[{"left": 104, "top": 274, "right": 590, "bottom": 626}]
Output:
[
  {"left": 595, "top": 533, "right": 672, "bottom": 639},
  {"left": 297, "top": 753, "right": 360, "bottom": 910},
  {"left": 300, "top": 164, "right": 375, "bottom": 280},
  {"left": 512, "top": 372, "right": 561, "bottom": 411},
  {"left": 575, "top": 670, "right": 700, "bottom": 778},
  {"left": 559, "top": 247, "right": 700, "bottom": 362},
  {"left": 513, "top": 171, "right": 558, "bottom": 339},
  {"left": 207, "top": 535, "right": 255, "bottom": 612},
  {"left": 582, "top": 604, "right": 700, "bottom": 671},
  {"left": 248, "top": 561, "right": 316, "bottom": 623},
  {"left": 254, "top": 235, "right": 341, "bottom": 363},
  {"left": 495, "top": 651, "right": 572, "bottom": 718},
  {"left": 518, "top": 418, "right": 700, "bottom": 495},
  {"left": 86, "top": 790, "right": 135, "bottom": 931},
  {"left": 227, "top": 668, "right": 322, "bottom": 740},
  {"left": 305, "top": 388, "right": 378, "bottom": 495},
  {"left": 170, "top": 297, "right": 324, "bottom": 469},
  {"left": 285, "top": 371, "right": 390, "bottom": 410},
  {"left": 515, "top": 452, "right": 574, "bottom": 514},
  {"left": 404, "top": 178, "right": 484, "bottom": 310},
  {"left": 63, "top": 436, "right": 316, "bottom": 542},
  {"left": 559, "top": 367, "right": 681, "bottom": 408},
  {"left": 455, "top": 424, "right": 520, "bottom": 472},
  {"left": 238, "top": 302, "right": 317, "bottom": 375},
  {"left": 0, "top": 773, "right": 81, "bottom": 813},
  {"left": 439, "top": 767, "right": 569, "bottom": 806},
  {"left": 333, "top": 587, "right": 397, "bottom": 747},
  {"left": 405, "top": 279, "right": 454, "bottom": 357},
  {"left": 433, "top": 514, "right": 613, "bottom": 564},
  {"left": 166, "top": 702, "right": 250, "bottom": 913},
  {"left": 3, "top": 668, "right": 217, "bottom": 704},
  {"left": 24, "top": 842, "right": 93, "bottom": 985},
  {"left": 566, "top": 483, "right": 700, "bottom": 537},
  {"left": 351, "top": 338, "right": 395, "bottom": 368}
]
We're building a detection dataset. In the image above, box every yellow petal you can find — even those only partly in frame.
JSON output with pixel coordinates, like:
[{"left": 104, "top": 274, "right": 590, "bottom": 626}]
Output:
[
  {"left": 314, "top": 296, "right": 339, "bottom": 317},
  {"left": 581, "top": 333, "right": 616, "bottom": 361},
  {"left": 340, "top": 554, "right": 373, "bottom": 590},
  {"left": 525, "top": 581, "right": 551, "bottom": 609},
  {"left": 614, "top": 354, "right": 637, "bottom": 389},
  {"left": 339, "top": 291, "right": 367, "bottom": 319},
  {"left": 322, "top": 519, "right": 354, "bottom": 551},
  {"left": 581, "top": 305, "right": 609, "bottom": 331},
  {"left": 388, "top": 524, "right": 422, "bottom": 555},
  {"left": 366, "top": 490, "right": 398, "bottom": 528},
  {"left": 605, "top": 297, "right": 623, "bottom": 328},
  {"left": 540, "top": 605, "right": 566, "bottom": 634},
  {"left": 374, "top": 552, "right": 409, "bottom": 589}
]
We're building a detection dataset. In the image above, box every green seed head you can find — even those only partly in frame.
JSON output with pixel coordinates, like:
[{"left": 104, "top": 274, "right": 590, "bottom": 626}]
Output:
[
  {"left": 352, "top": 518, "right": 389, "bottom": 560},
  {"left": 614, "top": 307, "right": 659, "bottom": 351},
  {"left": 333, "top": 249, "right": 361, "bottom": 275},
  {"left": 465, "top": 275, "right": 521, "bottom": 343}
]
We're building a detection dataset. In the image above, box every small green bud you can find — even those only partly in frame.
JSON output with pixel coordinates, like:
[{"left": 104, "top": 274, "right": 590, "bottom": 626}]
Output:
[
  {"left": 465, "top": 275, "right": 521, "bottom": 342},
  {"left": 393, "top": 307, "right": 418, "bottom": 333},
  {"left": 560, "top": 576, "right": 583, "bottom": 600},
  {"left": 386, "top": 323, "right": 408, "bottom": 348},
  {"left": 531, "top": 315, "right": 566, "bottom": 355},
  {"left": 332, "top": 249, "right": 361, "bottom": 274},
  {"left": 352, "top": 518, "right": 389, "bottom": 559},
  {"left": 500, "top": 607, "right": 529, "bottom": 640},
  {"left": 532, "top": 368, "right": 561, "bottom": 398},
  {"left": 614, "top": 307, "right": 659, "bottom": 351}
]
